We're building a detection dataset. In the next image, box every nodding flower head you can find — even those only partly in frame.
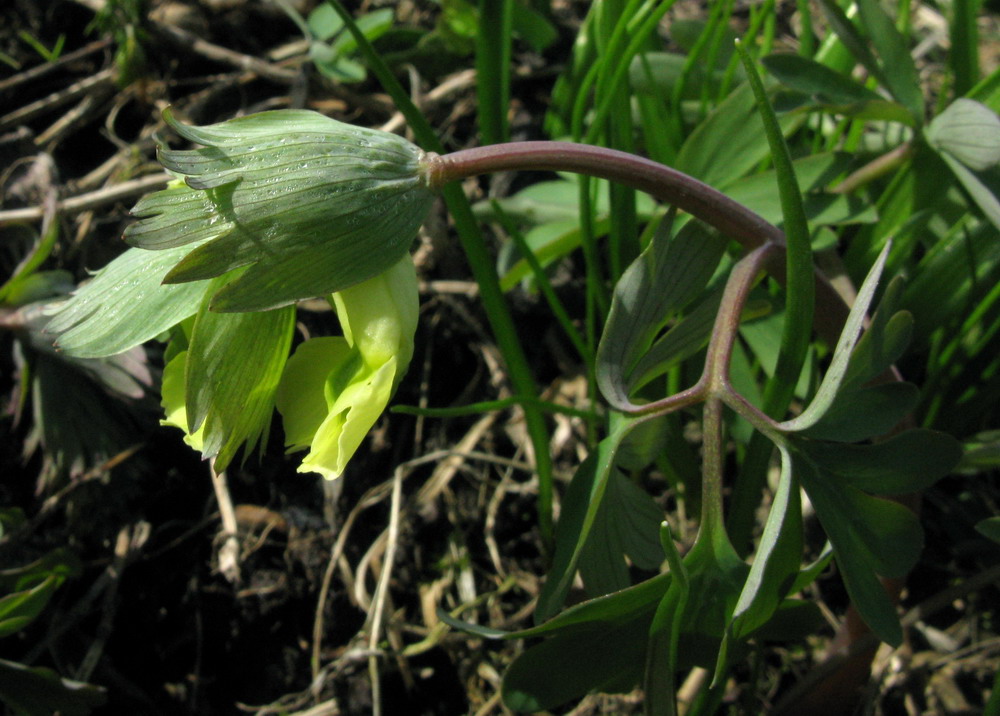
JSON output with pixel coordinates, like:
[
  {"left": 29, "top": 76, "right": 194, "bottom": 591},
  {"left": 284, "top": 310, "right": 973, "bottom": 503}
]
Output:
[{"left": 125, "top": 107, "right": 436, "bottom": 312}]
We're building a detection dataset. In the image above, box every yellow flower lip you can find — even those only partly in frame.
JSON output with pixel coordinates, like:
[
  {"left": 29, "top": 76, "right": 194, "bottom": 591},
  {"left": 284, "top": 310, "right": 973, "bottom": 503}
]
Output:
[{"left": 276, "top": 255, "right": 418, "bottom": 480}]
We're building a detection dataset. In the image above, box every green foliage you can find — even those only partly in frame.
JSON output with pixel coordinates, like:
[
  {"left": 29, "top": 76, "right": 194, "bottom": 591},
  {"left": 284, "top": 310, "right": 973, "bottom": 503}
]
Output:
[
  {"left": 28, "top": 0, "right": 1000, "bottom": 712},
  {"left": 0, "top": 514, "right": 105, "bottom": 715}
]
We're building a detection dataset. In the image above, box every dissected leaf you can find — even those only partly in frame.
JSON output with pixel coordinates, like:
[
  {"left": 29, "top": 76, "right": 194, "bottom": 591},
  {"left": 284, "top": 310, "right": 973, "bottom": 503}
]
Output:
[
  {"left": 841, "top": 278, "right": 910, "bottom": 389},
  {"left": 597, "top": 221, "right": 726, "bottom": 411},
  {"left": 536, "top": 413, "right": 638, "bottom": 623},
  {"left": 627, "top": 287, "right": 724, "bottom": 394},
  {"left": 502, "top": 604, "right": 654, "bottom": 711},
  {"left": 780, "top": 242, "right": 892, "bottom": 433},
  {"left": 799, "top": 381, "right": 919, "bottom": 443},
  {"left": 789, "top": 440, "right": 924, "bottom": 645},
  {"left": 645, "top": 526, "right": 749, "bottom": 710},
  {"left": 795, "top": 429, "right": 960, "bottom": 495},
  {"left": 458, "top": 574, "right": 670, "bottom": 711},
  {"left": 579, "top": 469, "right": 664, "bottom": 596},
  {"left": 725, "top": 444, "right": 802, "bottom": 646}
]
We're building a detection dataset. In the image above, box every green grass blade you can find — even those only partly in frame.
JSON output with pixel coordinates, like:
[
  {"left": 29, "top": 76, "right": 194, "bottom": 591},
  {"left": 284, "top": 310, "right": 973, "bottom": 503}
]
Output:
[
  {"left": 951, "top": 0, "right": 982, "bottom": 96},
  {"left": 728, "top": 40, "right": 813, "bottom": 552},
  {"left": 476, "top": 0, "right": 513, "bottom": 144}
]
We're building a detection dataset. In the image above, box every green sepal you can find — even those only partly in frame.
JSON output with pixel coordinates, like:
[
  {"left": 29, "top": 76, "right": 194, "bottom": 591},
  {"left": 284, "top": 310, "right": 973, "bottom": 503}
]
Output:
[
  {"left": 47, "top": 244, "right": 213, "bottom": 358},
  {"left": 126, "top": 108, "right": 435, "bottom": 311}
]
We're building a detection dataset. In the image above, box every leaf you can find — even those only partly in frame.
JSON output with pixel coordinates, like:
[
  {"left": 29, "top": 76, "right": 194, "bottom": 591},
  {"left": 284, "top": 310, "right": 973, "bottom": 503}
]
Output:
[
  {"left": 327, "top": 8, "right": 394, "bottom": 56},
  {"left": 841, "top": 277, "right": 911, "bottom": 389},
  {"left": 578, "top": 470, "right": 664, "bottom": 596},
  {"left": 0, "top": 575, "right": 61, "bottom": 639},
  {"left": 816, "top": 0, "right": 922, "bottom": 122},
  {"left": 630, "top": 52, "right": 725, "bottom": 100},
  {"left": 799, "top": 382, "right": 919, "bottom": 443},
  {"left": 789, "top": 440, "right": 924, "bottom": 645},
  {"left": 723, "top": 152, "right": 880, "bottom": 227},
  {"left": 976, "top": 517, "right": 1000, "bottom": 544},
  {"left": 675, "top": 77, "right": 804, "bottom": 189},
  {"left": 645, "top": 527, "right": 749, "bottom": 710},
  {"left": 762, "top": 53, "right": 881, "bottom": 106},
  {"left": 927, "top": 99, "right": 1000, "bottom": 171},
  {"left": 795, "top": 429, "right": 961, "bottom": 495},
  {"left": 780, "top": 242, "right": 892, "bottom": 433},
  {"left": 627, "top": 287, "right": 723, "bottom": 394},
  {"left": 459, "top": 574, "right": 670, "bottom": 710},
  {"left": 854, "top": 0, "right": 923, "bottom": 121},
  {"left": 0, "top": 658, "right": 105, "bottom": 716},
  {"left": 937, "top": 152, "right": 1000, "bottom": 232},
  {"left": 502, "top": 604, "right": 655, "bottom": 711},
  {"left": 597, "top": 221, "right": 727, "bottom": 412},
  {"left": 535, "top": 413, "right": 638, "bottom": 623},
  {"left": 725, "top": 444, "right": 802, "bottom": 644},
  {"left": 306, "top": 3, "right": 343, "bottom": 41},
  {"left": 47, "top": 245, "right": 212, "bottom": 358},
  {"left": 511, "top": 2, "right": 557, "bottom": 51}
]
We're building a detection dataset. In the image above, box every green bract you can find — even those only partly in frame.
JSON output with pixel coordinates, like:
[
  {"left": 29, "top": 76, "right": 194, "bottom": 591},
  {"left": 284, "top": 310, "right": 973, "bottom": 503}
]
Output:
[
  {"left": 276, "top": 255, "right": 418, "bottom": 480},
  {"left": 127, "top": 108, "right": 435, "bottom": 312}
]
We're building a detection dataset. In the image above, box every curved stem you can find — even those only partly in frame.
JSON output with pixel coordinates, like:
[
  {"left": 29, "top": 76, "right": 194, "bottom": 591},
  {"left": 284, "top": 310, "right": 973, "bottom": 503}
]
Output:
[
  {"left": 427, "top": 142, "right": 784, "bottom": 248},
  {"left": 426, "top": 142, "right": 853, "bottom": 349}
]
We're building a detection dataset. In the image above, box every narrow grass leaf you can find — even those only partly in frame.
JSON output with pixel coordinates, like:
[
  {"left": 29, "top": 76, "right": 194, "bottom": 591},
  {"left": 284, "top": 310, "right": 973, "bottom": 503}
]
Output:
[
  {"left": 762, "top": 53, "right": 880, "bottom": 105},
  {"left": 854, "top": 0, "right": 923, "bottom": 121},
  {"left": 738, "top": 39, "right": 814, "bottom": 427}
]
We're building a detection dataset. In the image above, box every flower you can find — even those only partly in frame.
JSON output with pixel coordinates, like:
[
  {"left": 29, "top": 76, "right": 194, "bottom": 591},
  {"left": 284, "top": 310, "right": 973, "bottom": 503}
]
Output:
[
  {"left": 49, "top": 109, "right": 433, "bottom": 474},
  {"left": 276, "top": 255, "right": 418, "bottom": 479}
]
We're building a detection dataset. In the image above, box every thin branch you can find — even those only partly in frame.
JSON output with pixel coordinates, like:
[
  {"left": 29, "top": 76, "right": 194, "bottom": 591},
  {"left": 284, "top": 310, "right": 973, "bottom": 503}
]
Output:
[{"left": 427, "top": 142, "right": 853, "bottom": 349}]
